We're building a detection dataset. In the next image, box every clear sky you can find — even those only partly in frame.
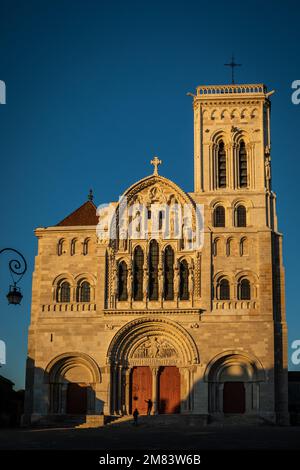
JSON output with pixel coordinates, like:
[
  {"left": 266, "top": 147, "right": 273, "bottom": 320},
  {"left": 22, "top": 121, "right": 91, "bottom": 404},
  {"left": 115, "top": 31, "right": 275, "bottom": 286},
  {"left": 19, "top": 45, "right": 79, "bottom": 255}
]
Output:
[{"left": 0, "top": 0, "right": 300, "bottom": 389}]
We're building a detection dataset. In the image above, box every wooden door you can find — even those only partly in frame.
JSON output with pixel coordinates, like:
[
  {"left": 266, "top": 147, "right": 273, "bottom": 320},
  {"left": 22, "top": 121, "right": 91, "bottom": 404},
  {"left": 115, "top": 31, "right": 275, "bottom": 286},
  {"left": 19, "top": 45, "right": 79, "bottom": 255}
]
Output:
[
  {"left": 130, "top": 367, "right": 152, "bottom": 415},
  {"left": 66, "top": 383, "right": 88, "bottom": 414},
  {"left": 223, "top": 382, "right": 245, "bottom": 413},
  {"left": 158, "top": 366, "right": 180, "bottom": 414}
]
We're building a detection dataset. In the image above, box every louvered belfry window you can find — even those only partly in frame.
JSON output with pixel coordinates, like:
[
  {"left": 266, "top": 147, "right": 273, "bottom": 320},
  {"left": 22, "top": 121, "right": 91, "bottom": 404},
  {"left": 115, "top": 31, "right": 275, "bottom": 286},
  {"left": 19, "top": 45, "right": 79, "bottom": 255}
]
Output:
[
  {"left": 218, "top": 141, "right": 227, "bottom": 188},
  {"left": 239, "top": 140, "right": 248, "bottom": 187}
]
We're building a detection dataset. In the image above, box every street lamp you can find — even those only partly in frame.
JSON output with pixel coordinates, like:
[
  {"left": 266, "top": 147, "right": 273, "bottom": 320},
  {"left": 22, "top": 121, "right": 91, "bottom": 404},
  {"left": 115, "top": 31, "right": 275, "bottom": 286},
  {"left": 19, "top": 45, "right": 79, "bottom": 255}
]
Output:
[{"left": 0, "top": 248, "right": 27, "bottom": 305}]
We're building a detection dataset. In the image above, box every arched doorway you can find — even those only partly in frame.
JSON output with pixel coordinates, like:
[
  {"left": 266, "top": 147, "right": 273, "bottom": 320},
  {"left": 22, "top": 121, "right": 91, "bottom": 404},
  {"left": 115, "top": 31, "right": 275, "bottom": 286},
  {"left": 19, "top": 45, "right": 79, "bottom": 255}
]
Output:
[
  {"left": 45, "top": 353, "right": 101, "bottom": 415},
  {"left": 158, "top": 366, "right": 180, "bottom": 414},
  {"left": 205, "top": 352, "right": 265, "bottom": 416},
  {"left": 107, "top": 317, "right": 199, "bottom": 416}
]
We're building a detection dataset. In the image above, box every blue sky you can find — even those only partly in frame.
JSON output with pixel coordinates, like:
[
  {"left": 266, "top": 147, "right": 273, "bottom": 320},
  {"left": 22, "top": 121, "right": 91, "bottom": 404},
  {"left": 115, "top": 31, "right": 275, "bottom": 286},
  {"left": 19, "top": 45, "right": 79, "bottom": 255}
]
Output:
[{"left": 0, "top": 0, "right": 299, "bottom": 389}]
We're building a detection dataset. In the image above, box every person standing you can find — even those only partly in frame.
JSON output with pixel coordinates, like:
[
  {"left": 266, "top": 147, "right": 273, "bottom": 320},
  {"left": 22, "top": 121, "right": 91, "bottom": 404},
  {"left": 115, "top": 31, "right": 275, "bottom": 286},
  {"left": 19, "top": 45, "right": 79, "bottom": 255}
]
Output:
[
  {"left": 133, "top": 408, "right": 139, "bottom": 426},
  {"left": 145, "top": 399, "right": 153, "bottom": 415}
]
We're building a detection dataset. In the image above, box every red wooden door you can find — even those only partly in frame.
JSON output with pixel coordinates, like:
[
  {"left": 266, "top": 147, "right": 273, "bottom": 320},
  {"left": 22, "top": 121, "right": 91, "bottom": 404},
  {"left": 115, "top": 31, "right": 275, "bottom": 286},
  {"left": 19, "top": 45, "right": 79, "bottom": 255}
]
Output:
[
  {"left": 66, "top": 383, "right": 88, "bottom": 414},
  {"left": 158, "top": 366, "right": 180, "bottom": 414},
  {"left": 223, "top": 382, "right": 245, "bottom": 413},
  {"left": 130, "top": 367, "right": 152, "bottom": 415}
]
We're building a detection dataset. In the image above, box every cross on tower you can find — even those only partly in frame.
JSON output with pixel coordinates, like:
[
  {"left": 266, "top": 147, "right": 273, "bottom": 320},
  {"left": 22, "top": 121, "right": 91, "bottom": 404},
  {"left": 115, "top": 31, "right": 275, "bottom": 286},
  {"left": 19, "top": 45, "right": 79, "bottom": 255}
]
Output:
[
  {"left": 224, "top": 55, "right": 242, "bottom": 84},
  {"left": 151, "top": 156, "right": 162, "bottom": 175}
]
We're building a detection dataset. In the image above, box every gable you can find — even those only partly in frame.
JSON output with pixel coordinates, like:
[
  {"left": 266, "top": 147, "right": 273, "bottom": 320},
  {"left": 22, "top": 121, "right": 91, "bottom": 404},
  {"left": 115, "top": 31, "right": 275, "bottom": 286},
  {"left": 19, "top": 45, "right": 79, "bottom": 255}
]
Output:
[{"left": 56, "top": 200, "right": 98, "bottom": 226}]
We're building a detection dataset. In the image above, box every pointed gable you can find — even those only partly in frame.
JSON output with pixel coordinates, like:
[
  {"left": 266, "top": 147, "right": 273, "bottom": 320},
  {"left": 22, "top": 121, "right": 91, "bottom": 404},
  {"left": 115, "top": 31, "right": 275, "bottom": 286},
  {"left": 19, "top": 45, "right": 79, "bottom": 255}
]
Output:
[{"left": 56, "top": 200, "right": 98, "bottom": 226}]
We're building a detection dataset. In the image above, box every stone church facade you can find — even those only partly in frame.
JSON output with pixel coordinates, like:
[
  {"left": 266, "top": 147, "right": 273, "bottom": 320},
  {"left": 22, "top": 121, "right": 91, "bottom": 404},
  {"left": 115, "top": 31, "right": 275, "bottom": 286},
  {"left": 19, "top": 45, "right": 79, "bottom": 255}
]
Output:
[{"left": 24, "top": 83, "right": 289, "bottom": 426}]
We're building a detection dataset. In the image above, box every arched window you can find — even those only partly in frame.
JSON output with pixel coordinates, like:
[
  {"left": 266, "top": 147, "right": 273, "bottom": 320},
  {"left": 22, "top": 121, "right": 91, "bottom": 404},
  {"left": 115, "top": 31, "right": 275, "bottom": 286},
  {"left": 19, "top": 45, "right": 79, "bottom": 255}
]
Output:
[
  {"left": 83, "top": 238, "right": 90, "bottom": 256},
  {"left": 57, "top": 239, "right": 65, "bottom": 256},
  {"left": 218, "top": 140, "right": 226, "bottom": 188},
  {"left": 218, "top": 278, "right": 230, "bottom": 300},
  {"left": 164, "top": 246, "right": 174, "bottom": 300},
  {"left": 179, "top": 260, "right": 189, "bottom": 300},
  {"left": 158, "top": 211, "right": 164, "bottom": 231},
  {"left": 70, "top": 238, "right": 77, "bottom": 256},
  {"left": 76, "top": 280, "right": 91, "bottom": 302},
  {"left": 57, "top": 281, "right": 71, "bottom": 302},
  {"left": 239, "top": 140, "right": 248, "bottom": 187},
  {"left": 238, "top": 278, "right": 251, "bottom": 300},
  {"left": 213, "top": 238, "right": 219, "bottom": 257},
  {"left": 236, "top": 205, "right": 247, "bottom": 227},
  {"left": 133, "top": 246, "right": 144, "bottom": 301},
  {"left": 118, "top": 261, "right": 128, "bottom": 301},
  {"left": 240, "top": 237, "right": 249, "bottom": 256},
  {"left": 214, "top": 206, "right": 225, "bottom": 227},
  {"left": 226, "top": 239, "right": 231, "bottom": 257},
  {"left": 149, "top": 240, "right": 159, "bottom": 300}
]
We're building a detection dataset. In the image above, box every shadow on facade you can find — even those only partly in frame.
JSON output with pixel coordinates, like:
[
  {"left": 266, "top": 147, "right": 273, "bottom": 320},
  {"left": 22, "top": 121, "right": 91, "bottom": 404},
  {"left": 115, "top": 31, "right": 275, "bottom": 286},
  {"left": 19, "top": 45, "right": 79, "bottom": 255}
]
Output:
[
  {"left": 22, "top": 352, "right": 290, "bottom": 428},
  {"left": 23, "top": 356, "right": 105, "bottom": 428}
]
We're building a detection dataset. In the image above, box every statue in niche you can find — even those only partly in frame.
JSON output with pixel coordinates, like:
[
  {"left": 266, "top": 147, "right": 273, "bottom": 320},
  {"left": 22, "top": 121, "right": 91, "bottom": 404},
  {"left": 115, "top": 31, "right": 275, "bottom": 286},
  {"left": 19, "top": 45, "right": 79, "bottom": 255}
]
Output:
[
  {"left": 264, "top": 145, "right": 272, "bottom": 190},
  {"left": 132, "top": 210, "right": 141, "bottom": 233},
  {"left": 96, "top": 205, "right": 110, "bottom": 245},
  {"left": 188, "top": 260, "right": 194, "bottom": 297},
  {"left": 183, "top": 223, "right": 192, "bottom": 250},
  {"left": 128, "top": 267, "right": 133, "bottom": 300},
  {"left": 119, "top": 225, "right": 128, "bottom": 251},
  {"left": 168, "top": 196, "right": 180, "bottom": 238},
  {"left": 111, "top": 265, "right": 118, "bottom": 306}
]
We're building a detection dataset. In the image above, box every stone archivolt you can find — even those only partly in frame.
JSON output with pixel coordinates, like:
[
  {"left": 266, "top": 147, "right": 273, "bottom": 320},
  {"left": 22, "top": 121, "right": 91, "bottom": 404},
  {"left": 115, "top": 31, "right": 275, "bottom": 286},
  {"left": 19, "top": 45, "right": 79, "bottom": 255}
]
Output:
[{"left": 107, "top": 317, "right": 200, "bottom": 367}]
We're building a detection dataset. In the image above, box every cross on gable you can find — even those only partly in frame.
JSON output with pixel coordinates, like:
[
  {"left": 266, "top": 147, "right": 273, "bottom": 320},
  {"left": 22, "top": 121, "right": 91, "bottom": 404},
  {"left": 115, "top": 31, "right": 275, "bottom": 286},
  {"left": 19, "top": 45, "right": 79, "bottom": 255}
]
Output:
[{"left": 151, "top": 156, "right": 162, "bottom": 175}]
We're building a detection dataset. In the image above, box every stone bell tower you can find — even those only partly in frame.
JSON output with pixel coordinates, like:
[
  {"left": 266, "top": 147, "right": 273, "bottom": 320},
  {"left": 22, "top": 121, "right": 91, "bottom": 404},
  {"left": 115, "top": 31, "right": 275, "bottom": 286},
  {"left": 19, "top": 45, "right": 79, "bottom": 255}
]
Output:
[
  {"left": 189, "top": 83, "right": 289, "bottom": 424},
  {"left": 193, "top": 84, "right": 273, "bottom": 189}
]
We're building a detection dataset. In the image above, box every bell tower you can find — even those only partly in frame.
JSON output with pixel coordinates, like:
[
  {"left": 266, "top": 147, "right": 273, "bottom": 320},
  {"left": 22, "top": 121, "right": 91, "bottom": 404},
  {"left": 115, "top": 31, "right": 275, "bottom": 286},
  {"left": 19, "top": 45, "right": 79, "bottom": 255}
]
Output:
[{"left": 192, "top": 84, "right": 273, "bottom": 195}]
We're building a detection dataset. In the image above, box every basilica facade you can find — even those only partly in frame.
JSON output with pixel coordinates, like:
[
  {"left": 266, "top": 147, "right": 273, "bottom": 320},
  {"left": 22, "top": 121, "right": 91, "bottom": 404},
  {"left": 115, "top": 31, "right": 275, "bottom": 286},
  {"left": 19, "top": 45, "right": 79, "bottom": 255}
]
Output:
[{"left": 24, "top": 83, "right": 289, "bottom": 426}]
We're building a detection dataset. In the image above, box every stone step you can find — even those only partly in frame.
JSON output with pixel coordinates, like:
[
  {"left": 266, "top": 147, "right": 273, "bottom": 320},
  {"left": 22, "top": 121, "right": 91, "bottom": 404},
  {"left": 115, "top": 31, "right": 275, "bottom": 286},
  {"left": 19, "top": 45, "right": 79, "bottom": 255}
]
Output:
[
  {"left": 30, "top": 414, "right": 105, "bottom": 429},
  {"left": 208, "top": 414, "right": 276, "bottom": 426},
  {"left": 106, "top": 414, "right": 208, "bottom": 427}
]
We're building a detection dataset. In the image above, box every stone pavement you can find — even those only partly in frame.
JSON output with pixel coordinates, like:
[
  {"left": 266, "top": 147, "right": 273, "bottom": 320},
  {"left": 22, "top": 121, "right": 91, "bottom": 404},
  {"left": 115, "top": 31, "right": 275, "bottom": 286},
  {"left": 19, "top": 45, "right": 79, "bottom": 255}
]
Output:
[{"left": 0, "top": 423, "right": 300, "bottom": 450}]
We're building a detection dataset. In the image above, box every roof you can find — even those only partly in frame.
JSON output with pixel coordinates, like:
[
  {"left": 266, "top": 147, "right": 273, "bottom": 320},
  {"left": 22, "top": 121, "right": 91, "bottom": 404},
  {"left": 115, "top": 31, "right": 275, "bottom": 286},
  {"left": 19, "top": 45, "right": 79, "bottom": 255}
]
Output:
[{"left": 56, "top": 200, "right": 98, "bottom": 226}]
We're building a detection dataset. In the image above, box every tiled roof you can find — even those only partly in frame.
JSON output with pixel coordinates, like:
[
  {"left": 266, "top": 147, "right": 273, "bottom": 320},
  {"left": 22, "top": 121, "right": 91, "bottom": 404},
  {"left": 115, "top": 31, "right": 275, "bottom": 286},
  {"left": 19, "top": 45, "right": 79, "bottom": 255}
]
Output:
[{"left": 56, "top": 200, "right": 98, "bottom": 226}]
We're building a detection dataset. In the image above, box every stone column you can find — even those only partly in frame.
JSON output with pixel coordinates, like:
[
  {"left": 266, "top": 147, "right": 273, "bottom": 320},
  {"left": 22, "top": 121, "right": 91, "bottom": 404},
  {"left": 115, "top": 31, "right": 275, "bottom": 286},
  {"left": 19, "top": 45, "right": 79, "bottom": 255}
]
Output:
[
  {"left": 218, "top": 383, "right": 224, "bottom": 413},
  {"left": 151, "top": 367, "right": 160, "bottom": 415},
  {"left": 61, "top": 383, "right": 68, "bottom": 414},
  {"left": 232, "top": 143, "right": 237, "bottom": 189},
  {"left": 143, "top": 267, "right": 148, "bottom": 303},
  {"left": 111, "top": 366, "right": 117, "bottom": 415},
  {"left": 128, "top": 268, "right": 133, "bottom": 308},
  {"left": 124, "top": 368, "right": 131, "bottom": 415},
  {"left": 245, "top": 382, "right": 252, "bottom": 413},
  {"left": 227, "top": 143, "right": 233, "bottom": 189},
  {"left": 117, "top": 365, "right": 123, "bottom": 415}
]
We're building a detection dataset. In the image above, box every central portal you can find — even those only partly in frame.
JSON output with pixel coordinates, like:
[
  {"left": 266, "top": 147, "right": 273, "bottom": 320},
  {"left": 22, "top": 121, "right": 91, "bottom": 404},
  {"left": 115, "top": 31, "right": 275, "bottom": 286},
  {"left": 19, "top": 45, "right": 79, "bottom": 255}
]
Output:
[{"left": 130, "top": 366, "right": 180, "bottom": 415}]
